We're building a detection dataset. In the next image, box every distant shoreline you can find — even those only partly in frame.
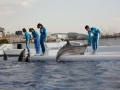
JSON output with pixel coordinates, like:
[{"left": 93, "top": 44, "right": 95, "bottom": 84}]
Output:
[{"left": 11, "top": 37, "right": 120, "bottom": 44}]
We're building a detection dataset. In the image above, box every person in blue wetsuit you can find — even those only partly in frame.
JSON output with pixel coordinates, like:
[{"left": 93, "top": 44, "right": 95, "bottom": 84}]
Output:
[
  {"left": 29, "top": 28, "right": 40, "bottom": 55},
  {"left": 85, "top": 25, "right": 100, "bottom": 53},
  {"left": 22, "top": 28, "right": 31, "bottom": 54},
  {"left": 37, "top": 23, "right": 47, "bottom": 55}
]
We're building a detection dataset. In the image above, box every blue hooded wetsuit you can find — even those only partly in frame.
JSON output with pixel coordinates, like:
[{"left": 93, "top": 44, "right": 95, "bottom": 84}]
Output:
[
  {"left": 40, "top": 27, "right": 47, "bottom": 54},
  {"left": 88, "top": 27, "right": 100, "bottom": 51},
  {"left": 24, "top": 32, "right": 31, "bottom": 53},
  {"left": 32, "top": 31, "right": 40, "bottom": 54},
  {"left": 88, "top": 31, "right": 92, "bottom": 46}
]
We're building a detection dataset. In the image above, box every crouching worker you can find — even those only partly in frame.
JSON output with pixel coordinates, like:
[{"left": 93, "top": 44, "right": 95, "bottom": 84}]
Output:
[
  {"left": 37, "top": 23, "right": 47, "bottom": 55},
  {"left": 85, "top": 25, "right": 100, "bottom": 53},
  {"left": 29, "top": 28, "right": 40, "bottom": 55},
  {"left": 22, "top": 28, "right": 31, "bottom": 54}
]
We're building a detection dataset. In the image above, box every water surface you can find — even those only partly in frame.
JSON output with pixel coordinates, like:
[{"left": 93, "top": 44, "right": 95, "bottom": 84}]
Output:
[{"left": 0, "top": 38, "right": 120, "bottom": 90}]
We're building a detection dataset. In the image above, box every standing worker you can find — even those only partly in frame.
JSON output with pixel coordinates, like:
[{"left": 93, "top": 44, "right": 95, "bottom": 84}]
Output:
[
  {"left": 22, "top": 28, "right": 31, "bottom": 54},
  {"left": 85, "top": 25, "right": 100, "bottom": 53},
  {"left": 29, "top": 28, "right": 40, "bottom": 55},
  {"left": 37, "top": 23, "right": 47, "bottom": 55}
]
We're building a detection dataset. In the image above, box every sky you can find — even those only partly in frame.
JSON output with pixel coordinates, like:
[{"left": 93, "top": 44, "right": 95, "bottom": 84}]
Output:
[{"left": 0, "top": 0, "right": 120, "bottom": 34}]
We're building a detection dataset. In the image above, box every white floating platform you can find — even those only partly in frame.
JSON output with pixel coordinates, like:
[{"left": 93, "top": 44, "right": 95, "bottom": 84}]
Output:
[
  {"left": 31, "top": 45, "right": 120, "bottom": 62},
  {"left": 0, "top": 44, "right": 120, "bottom": 62},
  {"left": 31, "top": 55, "right": 120, "bottom": 62}
]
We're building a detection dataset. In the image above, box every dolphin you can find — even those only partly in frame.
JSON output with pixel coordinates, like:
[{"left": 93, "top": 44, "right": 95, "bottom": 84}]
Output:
[
  {"left": 18, "top": 49, "right": 31, "bottom": 62},
  {"left": 56, "top": 40, "right": 88, "bottom": 62},
  {"left": 18, "top": 49, "right": 26, "bottom": 62},
  {"left": 25, "top": 53, "right": 31, "bottom": 62},
  {"left": 3, "top": 50, "right": 7, "bottom": 60}
]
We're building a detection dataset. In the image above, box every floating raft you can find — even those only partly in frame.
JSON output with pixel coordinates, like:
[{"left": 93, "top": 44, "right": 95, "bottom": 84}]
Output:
[
  {"left": 1, "top": 45, "right": 120, "bottom": 62},
  {"left": 31, "top": 55, "right": 120, "bottom": 62},
  {"left": 31, "top": 45, "right": 120, "bottom": 62}
]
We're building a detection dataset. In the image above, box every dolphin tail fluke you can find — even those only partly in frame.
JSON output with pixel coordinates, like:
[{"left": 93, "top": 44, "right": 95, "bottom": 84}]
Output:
[{"left": 3, "top": 50, "right": 7, "bottom": 61}]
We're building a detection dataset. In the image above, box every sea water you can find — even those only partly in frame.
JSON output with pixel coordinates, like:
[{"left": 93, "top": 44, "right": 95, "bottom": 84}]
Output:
[{"left": 0, "top": 38, "right": 120, "bottom": 90}]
